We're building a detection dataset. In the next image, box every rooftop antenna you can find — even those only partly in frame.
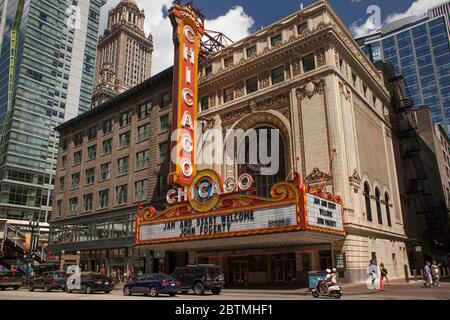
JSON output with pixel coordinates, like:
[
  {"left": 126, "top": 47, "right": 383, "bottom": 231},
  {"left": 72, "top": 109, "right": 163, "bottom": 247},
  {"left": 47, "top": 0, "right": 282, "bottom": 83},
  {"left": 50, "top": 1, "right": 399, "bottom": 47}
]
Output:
[{"left": 300, "top": 3, "right": 304, "bottom": 10}]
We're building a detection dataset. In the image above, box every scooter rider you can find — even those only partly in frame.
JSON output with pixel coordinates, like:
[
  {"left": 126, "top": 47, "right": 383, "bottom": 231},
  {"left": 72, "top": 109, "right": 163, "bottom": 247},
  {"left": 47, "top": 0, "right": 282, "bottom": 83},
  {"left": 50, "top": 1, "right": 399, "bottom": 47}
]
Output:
[{"left": 326, "top": 268, "right": 338, "bottom": 292}]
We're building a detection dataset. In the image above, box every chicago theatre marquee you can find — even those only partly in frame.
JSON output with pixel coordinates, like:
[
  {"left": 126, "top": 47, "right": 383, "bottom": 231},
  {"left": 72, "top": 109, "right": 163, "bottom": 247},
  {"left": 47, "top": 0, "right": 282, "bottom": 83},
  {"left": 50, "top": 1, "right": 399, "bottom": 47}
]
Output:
[{"left": 134, "top": 1, "right": 410, "bottom": 286}]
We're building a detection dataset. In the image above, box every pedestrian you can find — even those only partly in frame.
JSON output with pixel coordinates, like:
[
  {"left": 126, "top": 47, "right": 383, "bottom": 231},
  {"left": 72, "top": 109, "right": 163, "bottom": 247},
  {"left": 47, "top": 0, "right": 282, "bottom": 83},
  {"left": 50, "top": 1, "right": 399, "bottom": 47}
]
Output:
[
  {"left": 380, "top": 263, "right": 389, "bottom": 286},
  {"left": 117, "top": 268, "right": 123, "bottom": 283},
  {"left": 424, "top": 261, "right": 432, "bottom": 288},
  {"left": 99, "top": 264, "right": 106, "bottom": 275},
  {"left": 431, "top": 260, "right": 441, "bottom": 287},
  {"left": 367, "top": 260, "right": 377, "bottom": 287}
]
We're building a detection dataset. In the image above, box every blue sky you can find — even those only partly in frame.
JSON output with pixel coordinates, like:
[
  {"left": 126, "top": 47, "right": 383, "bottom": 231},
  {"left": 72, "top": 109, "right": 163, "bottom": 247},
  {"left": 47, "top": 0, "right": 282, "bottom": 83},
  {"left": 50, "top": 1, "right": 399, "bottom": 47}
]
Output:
[{"left": 100, "top": 0, "right": 447, "bottom": 73}]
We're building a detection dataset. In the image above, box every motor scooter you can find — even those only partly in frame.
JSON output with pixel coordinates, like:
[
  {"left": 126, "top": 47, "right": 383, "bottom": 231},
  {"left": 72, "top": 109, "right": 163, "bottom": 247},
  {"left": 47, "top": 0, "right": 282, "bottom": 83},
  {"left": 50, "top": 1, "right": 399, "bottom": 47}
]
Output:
[{"left": 312, "top": 278, "right": 342, "bottom": 299}]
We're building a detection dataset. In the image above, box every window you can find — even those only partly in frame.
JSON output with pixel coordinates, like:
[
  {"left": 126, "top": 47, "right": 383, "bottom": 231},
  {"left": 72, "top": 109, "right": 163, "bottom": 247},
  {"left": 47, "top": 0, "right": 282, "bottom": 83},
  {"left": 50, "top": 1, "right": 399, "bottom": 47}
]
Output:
[
  {"left": 56, "top": 200, "right": 62, "bottom": 218},
  {"left": 159, "top": 142, "right": 169, "bottom": 163},
  {"left": 69, "top": 198, "right": 78, "bottom": 216},
  {"left": 98, "top": 189, "right": 109, "bottom": 209},
  {"left": 385, "top": 193, "right": 392, "bottom": 227},
  {"left": 85, "top": 168, "right": 95, "bottom": 185},
  {"left": 87, "top": 145, "right": 96, "bottom": 160},
  {"left": 224, "top": 56, "right": 233, "bottom": 68},
  {"left": 375, "top": 188, "right": 383, "bottom": 225},
  {"left": 271, "top": 34, "right": 282, "bottom": 47},
  {"left": 223, "top": 86, "right": 234, "bottom": 103},
  {"left": 103, "top": 118, "right": 113, "bottom": 134},
  {"left": 161, "top": 92, "right": 171, "bottom": 109},
  {"left": 246, "top": 45, "right": 257, "bottom": 57},
  {"left": 74, "top": 132, "right": 83, "bottom": 146},
  {"left": 298, "top": 22, "right": 307, "bottom": 34},
  {"left": 138, "top": 101, "right": 152, "bottom": 119},
  {"left": 200, "top": 96, "right": 209, "bottom": 112},
  {"left": 62, "top": 139, "right": 68, "bottom": 151},
  {"left": 88, "top": 126, "right": 97, "bottom": 140},
  {"left": 116, "top": 185, "right": 128, "bottom": 205},
  {"left": 372, "top": 96, "right": 377, "bottom": 108},
  {"left": 135, "top": 180, "right": 148, "bottom": 202},
  {"left": 339, "top": 58, "right": 344, "bottom": 72},
  {"left": 246, "top": 76, "right": 258, "bottom": 94},
  {"left": 100, "top": 163, "right": 111, "bottom": 180},
  {"left": 157, "top": 175, "right": 167, "bottom": 197},
  {"left": 119, "top": 132, "right": 131, "bottom": 148},
  {"left": 59, "top": 177, "right": 65, "bottom": 192},
  {"left": 364, "top": 183, "right": 372, "bottom": 222},
  {"left": 136, "top": 150, "right": 149, "bottom": 170},
  {"left": 160, "top": 115, "right": 169, "bottom": 133},
  {"left": 61, "top": 155, "right": 67, "bottom": 169},
  {"left": 363, "top": 85, "right": 368, "bottom": 98},
  {"left": 71, "top": 173, "right": 80, "bottom": 189},
  {"left": 271, "top": 66, "right": 285, "bottom": 85},
  {"left": 102, "top": 139, "right": 112, "bottom": 154},
  {"left": 117, "top": 157, "right": 129, "bottom": 176},
  {"left": 302, "top": 54, "right": 316, "bottom": 72},
  {"left": 205, "top": 65, "right": 212, "bottom": 76},
  {"left": 120, "top": 110, "right": 132, "bottom": 127},
  {"left": 83, "top": 194, "right": 93, "bottom": 212},
  {"left": 137, "top": 124, "right": 150, "bottom": 141}
]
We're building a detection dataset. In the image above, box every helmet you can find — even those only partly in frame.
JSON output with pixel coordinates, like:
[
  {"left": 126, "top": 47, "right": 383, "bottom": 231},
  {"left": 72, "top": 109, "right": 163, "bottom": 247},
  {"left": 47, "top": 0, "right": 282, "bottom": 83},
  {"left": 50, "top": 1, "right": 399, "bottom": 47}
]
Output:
[
  {"left": 332, "top": 268, "right": 337, "bottom": 273},
  {"left": 326, "top": 268, "right": 331, "bottom": 273}
]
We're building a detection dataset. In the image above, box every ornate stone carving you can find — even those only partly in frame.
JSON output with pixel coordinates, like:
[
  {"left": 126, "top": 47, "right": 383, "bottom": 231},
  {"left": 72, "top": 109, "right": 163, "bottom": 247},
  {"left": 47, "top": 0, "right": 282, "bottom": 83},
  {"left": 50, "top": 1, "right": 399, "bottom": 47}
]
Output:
[
  {"left": 221, "top": 106, "right": 252, "bottom": 124},
  {"left": 316, "top": 47, "right": 326, "bottom": 67},
  {"left": 279, "top": 106, "right": 291, "bottom": 120},
  {"left": 296, "top": 79, "right": 325, "bottom": 102},
  {"left": 349, "top": 169, "right": 361, "bottom": 186},
  {"left": 235, "top": 81, "right": 245, "bottom": 98},
  {"left": 292, "top": 58, "right": 301, "bottom": 76},
  {"left": 200, "top": 118, "right": 216, "bottom": 133},
  {"left": 339, "top": 81, "right": 351, "bottom": 101},
  {"left": 285, "top": 62, "right": 291, "bottom": 79},
  {"left": 305, "top": 168, "right": 332, "bottom": 185},
  {"left": 260, "top": 71, "right": 270, "bottom": 89},
  {"left": 209, "top": 95, "right": 216, "bottom": 107}
]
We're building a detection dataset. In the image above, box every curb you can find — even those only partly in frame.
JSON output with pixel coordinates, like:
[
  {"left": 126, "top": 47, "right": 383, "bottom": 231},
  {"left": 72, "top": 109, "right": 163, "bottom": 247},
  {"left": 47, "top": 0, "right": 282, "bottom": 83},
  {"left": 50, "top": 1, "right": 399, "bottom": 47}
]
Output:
[{"left": 221, "top": 289, "right": 380, "bottom": 296}]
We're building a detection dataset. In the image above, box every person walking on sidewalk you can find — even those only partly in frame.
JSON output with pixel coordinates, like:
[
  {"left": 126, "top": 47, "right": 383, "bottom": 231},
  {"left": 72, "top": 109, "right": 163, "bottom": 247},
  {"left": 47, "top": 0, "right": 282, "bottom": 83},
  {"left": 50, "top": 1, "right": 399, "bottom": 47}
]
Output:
[
  {"left": 431, "top": 260, "right": 441, "bottom": 287},
  {"left": 380, "top": 263, "right": 389, "bottom": 286},
  {"left": 367, "top": 260, "right": 378, "bottom": 287},
  {"left": 424, "top": 261, "right": 432, "bottom": 288}
]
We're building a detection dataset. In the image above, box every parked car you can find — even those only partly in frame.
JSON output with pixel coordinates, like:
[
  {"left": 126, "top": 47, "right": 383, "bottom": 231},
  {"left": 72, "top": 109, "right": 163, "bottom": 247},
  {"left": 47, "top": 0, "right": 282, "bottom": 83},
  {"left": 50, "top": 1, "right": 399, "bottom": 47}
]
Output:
[
  {"left": 29, "top": 271, "right": 67, "bottom": 292},
  {"left": 0, "top": 272, "right": 23, "bottom": 290},
  {"left": 172, "top": 264, "right": 225, "bottom": 295},
  {"left": 66, "top": 272, "right": 114, "bottom": 294},
  {"left": 123, "top": 273, "right": 180, "bottom": 297}
]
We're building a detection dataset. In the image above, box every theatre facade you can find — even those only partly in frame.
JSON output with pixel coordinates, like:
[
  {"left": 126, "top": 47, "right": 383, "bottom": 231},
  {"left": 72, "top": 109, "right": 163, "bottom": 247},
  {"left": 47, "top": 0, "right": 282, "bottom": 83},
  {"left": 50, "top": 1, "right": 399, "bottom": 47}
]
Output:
[{"left": 51, "top": 0, "right": 410, "bottom": 287}]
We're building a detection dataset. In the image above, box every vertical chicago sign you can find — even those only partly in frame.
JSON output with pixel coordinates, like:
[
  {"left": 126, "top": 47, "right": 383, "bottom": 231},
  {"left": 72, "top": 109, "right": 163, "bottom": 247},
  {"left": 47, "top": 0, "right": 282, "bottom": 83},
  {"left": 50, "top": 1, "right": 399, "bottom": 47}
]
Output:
[{"left": 168, "top": 4, "right": 205, "bottom": 187}]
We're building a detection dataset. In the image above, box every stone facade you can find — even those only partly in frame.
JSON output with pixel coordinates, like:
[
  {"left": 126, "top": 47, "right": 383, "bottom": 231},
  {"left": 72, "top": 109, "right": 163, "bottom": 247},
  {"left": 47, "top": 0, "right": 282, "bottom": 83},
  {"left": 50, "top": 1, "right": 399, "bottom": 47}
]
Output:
[
  {"left": 51, "top": 0, "right": 410, "bottom": 283},
  {"left": 92, "top": 0, "right": 153, "bottom": 107}
]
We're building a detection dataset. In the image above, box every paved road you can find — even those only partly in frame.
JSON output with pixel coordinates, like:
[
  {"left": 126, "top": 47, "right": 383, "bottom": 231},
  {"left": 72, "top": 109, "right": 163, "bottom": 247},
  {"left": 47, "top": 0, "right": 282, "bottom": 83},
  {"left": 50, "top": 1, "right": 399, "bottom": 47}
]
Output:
[{"left": 0, "top": 283, "right": 449, "bottom": 300}]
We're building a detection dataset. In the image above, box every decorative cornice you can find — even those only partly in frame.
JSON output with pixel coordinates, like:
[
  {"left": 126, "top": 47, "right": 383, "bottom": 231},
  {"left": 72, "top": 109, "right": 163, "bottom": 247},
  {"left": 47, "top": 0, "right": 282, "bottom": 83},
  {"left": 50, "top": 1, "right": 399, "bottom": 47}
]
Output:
[
  {"left": 305, "top": 167, "right": 332, "bottom": 185},
  {"left": 349, "top": 169, "right": 362, "bottom": 187}
]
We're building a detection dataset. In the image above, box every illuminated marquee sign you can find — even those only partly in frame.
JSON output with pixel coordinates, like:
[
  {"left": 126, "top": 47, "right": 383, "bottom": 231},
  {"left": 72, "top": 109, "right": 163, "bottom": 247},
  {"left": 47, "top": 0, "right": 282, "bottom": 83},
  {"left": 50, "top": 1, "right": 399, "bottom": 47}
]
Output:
[
  {"left": 135, "top": 180, "right": 345, "bottom": 245},
  {"left": 168, "top": 4, "right": 205, "bottom": 187},
  {"left": 139, "top": 205, "right": 297, "bottom": 242}
]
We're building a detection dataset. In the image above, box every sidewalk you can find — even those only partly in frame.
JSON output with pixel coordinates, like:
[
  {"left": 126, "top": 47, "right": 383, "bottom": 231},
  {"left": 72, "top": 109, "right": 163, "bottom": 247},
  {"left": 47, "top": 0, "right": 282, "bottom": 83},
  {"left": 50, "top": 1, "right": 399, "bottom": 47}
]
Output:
[{"left": 222, "top": 279, "right": 424, "bottom": 296}]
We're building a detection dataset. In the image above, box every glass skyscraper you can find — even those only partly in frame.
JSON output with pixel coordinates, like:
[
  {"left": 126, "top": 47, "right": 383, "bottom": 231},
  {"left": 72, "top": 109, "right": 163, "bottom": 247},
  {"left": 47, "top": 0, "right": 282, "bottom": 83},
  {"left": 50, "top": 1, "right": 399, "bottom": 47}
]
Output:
[
  {"left": 356, "top": 9, "right": 450, "bottom": 134},
  {"left": 0, "top": 0, "right": 104, "bottom": 223}
]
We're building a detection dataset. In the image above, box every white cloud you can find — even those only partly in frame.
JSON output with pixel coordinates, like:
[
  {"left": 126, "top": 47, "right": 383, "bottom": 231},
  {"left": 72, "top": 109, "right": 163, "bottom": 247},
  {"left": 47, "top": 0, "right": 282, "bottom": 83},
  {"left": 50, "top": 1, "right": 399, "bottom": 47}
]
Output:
[
  {"left": 349, "top": 0, "right": 448, "bottom": 37},
  {"left": 99, "top": 1, "right": 254, "bottom": 75}
]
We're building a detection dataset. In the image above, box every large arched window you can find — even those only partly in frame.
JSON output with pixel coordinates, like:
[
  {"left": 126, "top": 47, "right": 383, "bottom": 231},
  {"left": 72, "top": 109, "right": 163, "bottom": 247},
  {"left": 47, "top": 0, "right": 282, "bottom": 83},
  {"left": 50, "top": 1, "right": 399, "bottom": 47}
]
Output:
[
  {"left": 375, "top": 188, "right": 383, "bottom": 225},
  {"left": 364, "top": 182, "right": 372, "bottom": 222},
  {"left": 385, "top": 193, "right": 392, "bottom": 227},
  {"left": 238, "top": 126, "right": 286, "bottom": 197}
]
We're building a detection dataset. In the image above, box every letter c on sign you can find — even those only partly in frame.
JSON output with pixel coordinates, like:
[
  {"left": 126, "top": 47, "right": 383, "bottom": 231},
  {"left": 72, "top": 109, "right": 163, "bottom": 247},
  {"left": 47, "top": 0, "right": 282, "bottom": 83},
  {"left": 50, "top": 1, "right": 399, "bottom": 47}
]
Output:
[
  {"left": 184, "top": 25, "right": 195, "bottom": 44},
  {"left": 166, "top": 189, "right": 177, "bottom": 204},
  {"left": 182, "top": 88, "right": 194, "bottom": 106},
  {"left": 181, "top": 134, "right": 193, "bottom": 153}
]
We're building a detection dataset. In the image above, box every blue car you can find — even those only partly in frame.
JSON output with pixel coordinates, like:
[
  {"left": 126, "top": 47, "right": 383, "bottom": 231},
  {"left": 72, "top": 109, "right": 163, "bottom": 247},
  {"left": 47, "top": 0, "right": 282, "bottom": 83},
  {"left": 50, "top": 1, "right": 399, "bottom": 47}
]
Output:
[{"left": 123, "top": 273, "right": 180, "bottom": 297}]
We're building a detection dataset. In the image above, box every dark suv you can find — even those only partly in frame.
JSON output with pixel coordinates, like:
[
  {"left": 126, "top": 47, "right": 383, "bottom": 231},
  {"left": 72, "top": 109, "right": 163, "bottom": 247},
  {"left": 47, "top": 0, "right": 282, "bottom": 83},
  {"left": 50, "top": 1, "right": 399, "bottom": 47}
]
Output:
[
  {"left": 0, "top": 272, "right": 23, "bottom": 290},
  {"left": 29, "top": 271, "right": 67, "bottom": 292},
  {"left": 172, "top": 264, "right": 225, "bottom": 295}
]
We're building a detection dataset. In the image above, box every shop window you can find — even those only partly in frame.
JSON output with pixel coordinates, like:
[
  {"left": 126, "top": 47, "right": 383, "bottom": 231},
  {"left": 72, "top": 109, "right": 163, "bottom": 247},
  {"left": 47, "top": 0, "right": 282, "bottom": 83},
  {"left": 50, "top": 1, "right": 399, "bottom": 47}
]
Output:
[
  {"left": 364, "top": 182, "right": 373, "bottom": 221},
  {"left": 272, "top": 253, "right": 296, "bottom": 282},
  {"left": 302, "top": 54, "right": 316, "bottom": 72},
  {"left": 319, "top": 250, "right": 332, "bottom": 270},
  {"left": 375, "top": 188, "right": 383, "bottom": 224}
]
